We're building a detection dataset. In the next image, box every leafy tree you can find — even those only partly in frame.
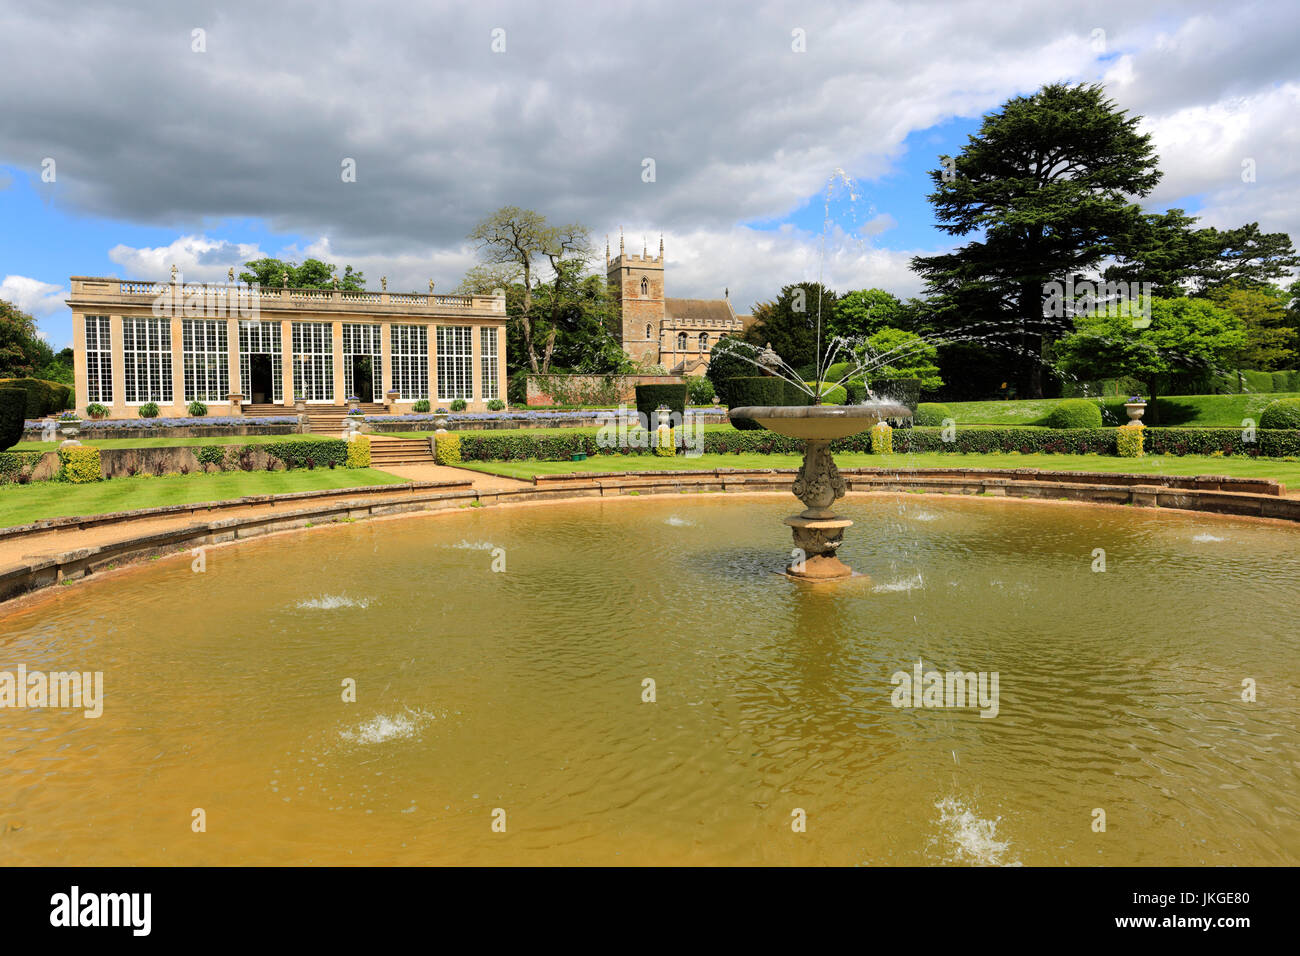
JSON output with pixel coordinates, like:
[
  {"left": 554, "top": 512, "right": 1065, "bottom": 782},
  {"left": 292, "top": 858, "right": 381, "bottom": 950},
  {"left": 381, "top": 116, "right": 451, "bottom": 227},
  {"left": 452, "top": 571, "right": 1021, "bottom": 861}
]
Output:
[
  {"left": 1108, "top": 216, "right": 1299, "bottom": 296},
  {"left": 1206, "top": 282, "right": 1295, "bottom": 370},
  {"left": 467, "top": 206, "right": 591, "bottom": 374},
  {"left": 38, "top": 347, "right": 74, "bottom": 385},
  {"left": 742, "top": 282, "right": 838, "bottom": 372},
  {"left": 0, "top": 299, "right": 55, "bottom": 378},
  {"left": 912, "top": 83, "right": 1161, "bottom": 397},
  {"left": 1053, "top": 297, "right": 1247, "bottom": 414},
  {"left": 239, "top": 258, "right": 366, "bottom": 290},
  {"left": 858, "top": 327, "right": 943, "bottom": 392},
  {"left": 832, "top": 289, "right": 904, "bottom": 338}
]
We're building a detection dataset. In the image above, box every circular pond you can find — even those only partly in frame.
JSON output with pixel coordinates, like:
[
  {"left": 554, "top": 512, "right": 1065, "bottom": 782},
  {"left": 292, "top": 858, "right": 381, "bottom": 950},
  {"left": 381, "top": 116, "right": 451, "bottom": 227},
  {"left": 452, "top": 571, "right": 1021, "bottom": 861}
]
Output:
[{"left": 1, "top": 494, "right": 1297, "bottom": 865}]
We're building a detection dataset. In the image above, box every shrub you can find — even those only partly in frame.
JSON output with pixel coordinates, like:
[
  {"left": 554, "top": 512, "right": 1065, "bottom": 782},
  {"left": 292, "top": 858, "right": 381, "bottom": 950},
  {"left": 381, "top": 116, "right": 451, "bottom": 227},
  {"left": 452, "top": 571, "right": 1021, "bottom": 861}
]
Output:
[
  {"left": 450, "top": 398, "right": 467, "bottom": 412},
  {"left": 870, "top": 422, "right": 893, "bottom": 454},
  {"left": 434, "top": 432, "right": 462, "bottom": 465},
  {"left": 1242, "top": 369, "right": 1275, "bottom": 394},
  {"left": 197, "top": 445, "right": 228, "bottom": 470},
  {"left": 186, "top": 400, "right": 208, "bottom": 416},
  {"left": 263, "top": 439, "right": 348, "bottom": 468},
  {"left": 634, "top": 384, "right": 688, "bottom": 423},
  {"left": 1260, "top": 398, "right": 1300, "bottom": 430},
  {"left": 413, "top": 399, "right": 431, "bottom": 413},
  {"left": 1116, "top": 423, "right": 1145, "bottom": 458},
  {"left": 653, "top": 428, "right": 675, "bottom": 457},
  {"left": 85, "top": 402, "right": 110, "bottom": 420},
  {"left": 0, "top": 378, "right": 72, "bottom": 417},
  {"left": 913, "top": 403, "right": 953, "bottom": 427},
  {"left": 686, "top": 375, "right": 716, "bottom": 405},
  {"left": 706, "top": 340, "right": 756, "bottom": 403},
  {"left": 1271, "top": 371, "right": 1292, "bottom": 393},
  {"left": 486, "top": 398, "right": 505, "bottom": 411},
  {"left": 806, "top": 381, "right": 847, "bottom": 405},
  {"left": 870, "top": 377, "right": 921, "bottom": 410},
  {"left": 722, "top": 377, "right": 785, "bottom": 430},
  {"left": 0, "top": 387, "right": 25, "bottom": 451},
  {"left": 346, "top": 435, "right": 371, "bottom": 468},
  {"left": 0, "top": 450, "right": 42, "bottom": 483},
  {"left": 1044, "top": 399, "right": 1103, "bottom": 429},
  {"left": 57, "top": 445, "right": 102, "bottom": 482},
  {"left": 138, "top": 402, "right": 161, "bottom": 418}
]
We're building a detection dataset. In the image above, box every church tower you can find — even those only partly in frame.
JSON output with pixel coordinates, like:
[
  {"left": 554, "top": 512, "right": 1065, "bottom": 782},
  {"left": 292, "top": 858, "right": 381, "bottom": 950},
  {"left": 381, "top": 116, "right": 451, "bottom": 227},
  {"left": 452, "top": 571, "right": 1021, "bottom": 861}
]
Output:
[{"left": 606, "top": 229, "right": 664, "bottom": 365}]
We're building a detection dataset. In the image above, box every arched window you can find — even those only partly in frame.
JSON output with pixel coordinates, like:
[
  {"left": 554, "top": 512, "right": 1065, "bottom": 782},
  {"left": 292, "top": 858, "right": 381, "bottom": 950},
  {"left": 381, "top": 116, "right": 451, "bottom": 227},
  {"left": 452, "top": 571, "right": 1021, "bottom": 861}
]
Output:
[
  {"left": 646, "top": 323, "right": 652, "bottom": 340},
  {"left": 698, "top": 333, "right": 708, "bottom": 351},
  {"left": 640, "top": 276, "right": 649, "bottom": 295},
  {"left": 677, "top": 332, "right": 687, "bottom": 350}
]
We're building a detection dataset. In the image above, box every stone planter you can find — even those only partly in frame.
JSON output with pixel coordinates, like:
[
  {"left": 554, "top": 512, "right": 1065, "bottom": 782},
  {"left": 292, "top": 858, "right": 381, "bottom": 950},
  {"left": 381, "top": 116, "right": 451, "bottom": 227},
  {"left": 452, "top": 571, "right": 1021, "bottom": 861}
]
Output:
[
  {"left": 1124, "top": 402, "right": 1147, "bottom": 424},
  {"left": 226, "top": 392, "right": 244, "bottom": 415},
  {"left": 58, "top": 419, "right": 82, "bottom": 446}
]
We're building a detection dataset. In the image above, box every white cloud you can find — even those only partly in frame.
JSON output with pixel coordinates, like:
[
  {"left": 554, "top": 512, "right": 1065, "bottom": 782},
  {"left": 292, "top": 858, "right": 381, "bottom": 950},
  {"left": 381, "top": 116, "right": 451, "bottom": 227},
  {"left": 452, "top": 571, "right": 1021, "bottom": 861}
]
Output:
[{"left": 0, "top": 275, "right": 67, "bottom": 317}]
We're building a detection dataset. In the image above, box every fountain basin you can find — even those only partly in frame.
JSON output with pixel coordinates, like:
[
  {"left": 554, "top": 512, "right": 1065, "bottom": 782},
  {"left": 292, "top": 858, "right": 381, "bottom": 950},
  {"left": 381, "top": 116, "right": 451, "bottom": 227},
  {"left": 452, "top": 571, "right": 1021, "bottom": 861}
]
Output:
[{"left": 728, "top": 402, "right": 910, "bottom": 439}]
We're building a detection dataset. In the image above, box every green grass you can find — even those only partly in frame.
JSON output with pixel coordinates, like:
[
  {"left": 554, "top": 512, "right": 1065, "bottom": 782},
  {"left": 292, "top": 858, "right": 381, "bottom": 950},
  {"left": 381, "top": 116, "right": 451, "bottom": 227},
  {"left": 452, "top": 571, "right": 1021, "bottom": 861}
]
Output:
[
  {"left": 945, "top": 392, "right": 1300, "bottom": 428},
  {"left": 12, "top": 434, "right": 332, "bottom": 452},
  {"left": 0, "top": 468, "right": 407, "bottom": 527},
  {"left": 457, "top": 451, "right": 1300, "bottom": 485}
]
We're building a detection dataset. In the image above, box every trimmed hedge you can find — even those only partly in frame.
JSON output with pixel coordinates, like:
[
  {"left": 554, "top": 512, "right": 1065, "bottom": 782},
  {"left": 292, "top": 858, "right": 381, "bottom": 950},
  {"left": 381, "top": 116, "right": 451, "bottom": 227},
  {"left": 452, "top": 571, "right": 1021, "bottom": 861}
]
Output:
[
  {"left": 870, "top": 422, "right": 893, "bottom": 454},
  {"left": 1044, "top": 399, "right": 1104, "bottom": 429},
  {"left": 434, "top": 432, "right": 462, "bottom": 465},
  {"left": 724, "top": 377, "right": 786, "bottom": 430},
  {"left": 914, "top": 403, "right": 953, "bottom": 427},
  {"left": 1116, "top": 424, "right": 1144, "bottom": 458},
  {"left": 346, "top": 435, "right": 371, "bottom": 468},
  {"left": 806, "top": 381, "right": 848, "bottom": 405},
  {"left": 452, "top": 426, "right": 1300, "bottom": 461},
  {"left": 57, "top": 445, "right": 102, "bottom": 482},
  {"left": 634, "top": 383, "right": 687, "bottom": 424},
  {"left": 1, "top": 387, "right": 25, "bottom": 451},
  {"left": 0, "top": 378, "right": 71, "bottom": 418},
  {"left": 1260, "top": 398, "right": 1300, "bottom": 430},
  {"left": 263, "top": 439, "right": 348, "bottom": 468}
]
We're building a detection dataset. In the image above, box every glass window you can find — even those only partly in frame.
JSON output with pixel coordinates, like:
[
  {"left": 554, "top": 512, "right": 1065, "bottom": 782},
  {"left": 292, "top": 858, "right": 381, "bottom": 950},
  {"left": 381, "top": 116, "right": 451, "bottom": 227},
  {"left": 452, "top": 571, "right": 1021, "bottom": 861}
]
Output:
[
  {"left": 122, "top": 317, "right": 173, "bottom": 404},
  {"left": 84, "top": 315, "right": 113, "bottom": 404},
  {"left": 182, "top": 319, "right": 228, "bottom": 403},
  {"left": 391, "top": 325, "right": 429, "bottom": 401},
  {"left": 436, "top": 326, "right": 473, "bottom": 401}
]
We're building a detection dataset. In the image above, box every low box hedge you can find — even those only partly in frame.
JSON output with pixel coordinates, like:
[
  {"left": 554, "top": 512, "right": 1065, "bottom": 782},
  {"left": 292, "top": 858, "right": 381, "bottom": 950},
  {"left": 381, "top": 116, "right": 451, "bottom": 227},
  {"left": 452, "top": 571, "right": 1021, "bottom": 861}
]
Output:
[
  {"left": 263, "top": 439, "right": 348, "bottom": 468},
  {"left": 454, "top": 426, "right": 1300, "bottom": 461}
]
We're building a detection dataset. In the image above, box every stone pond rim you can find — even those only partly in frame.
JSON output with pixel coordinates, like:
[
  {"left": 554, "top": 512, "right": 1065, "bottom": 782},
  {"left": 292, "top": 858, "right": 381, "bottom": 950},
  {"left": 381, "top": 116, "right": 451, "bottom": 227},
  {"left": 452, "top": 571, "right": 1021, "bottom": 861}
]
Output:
[{"left": 728, "top": 402, "right": 913, "bottom": 580}]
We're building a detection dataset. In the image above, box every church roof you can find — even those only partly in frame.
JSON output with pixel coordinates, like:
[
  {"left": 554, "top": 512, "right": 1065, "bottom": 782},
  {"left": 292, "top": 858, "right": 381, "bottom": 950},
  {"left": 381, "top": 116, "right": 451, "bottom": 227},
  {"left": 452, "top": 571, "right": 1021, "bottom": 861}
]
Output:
[{"left": 664, "top": 297, "right": 737, "bottom": 323}]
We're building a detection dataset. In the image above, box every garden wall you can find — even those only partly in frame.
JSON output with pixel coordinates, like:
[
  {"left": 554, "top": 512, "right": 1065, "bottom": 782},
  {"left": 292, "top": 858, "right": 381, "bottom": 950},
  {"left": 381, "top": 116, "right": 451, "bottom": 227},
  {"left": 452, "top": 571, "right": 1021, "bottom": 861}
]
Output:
[{"left": 525, "top": 374, "right": 684, "bottom": 407}]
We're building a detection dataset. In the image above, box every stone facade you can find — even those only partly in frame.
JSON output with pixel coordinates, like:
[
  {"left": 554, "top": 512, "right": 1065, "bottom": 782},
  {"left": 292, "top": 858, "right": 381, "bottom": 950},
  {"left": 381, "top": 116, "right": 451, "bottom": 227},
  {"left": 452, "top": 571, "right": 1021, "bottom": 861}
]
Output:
[
  {"left": 68, "top": 276, "right": 508, "bottom": 418},
  {"left": 606, "top": 232, "right": 751, "bottom": 375}
]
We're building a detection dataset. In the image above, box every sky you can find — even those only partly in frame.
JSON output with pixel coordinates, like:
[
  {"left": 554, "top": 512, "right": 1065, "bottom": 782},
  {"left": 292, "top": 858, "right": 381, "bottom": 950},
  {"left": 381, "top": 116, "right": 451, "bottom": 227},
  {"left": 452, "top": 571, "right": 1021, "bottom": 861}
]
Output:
[{"left": 1, "top": 0, "right": 1297, "bottom": 349}]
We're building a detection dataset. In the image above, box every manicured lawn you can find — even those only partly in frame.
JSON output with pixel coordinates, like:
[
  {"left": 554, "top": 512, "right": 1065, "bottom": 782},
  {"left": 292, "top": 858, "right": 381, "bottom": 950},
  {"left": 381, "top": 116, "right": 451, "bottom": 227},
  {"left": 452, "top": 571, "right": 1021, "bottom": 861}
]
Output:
[
  {"left": 944, "top": 392, "right": 1299, "bottom": 427},
  {"left": 456, "top": 451, "right": 1300, "bottom": 485},
  {"left": 11, "top": 434, "right": 332, "bottom": 452},
  {"left": 0, "top": 468, "right": 407, "bottom": 527}
]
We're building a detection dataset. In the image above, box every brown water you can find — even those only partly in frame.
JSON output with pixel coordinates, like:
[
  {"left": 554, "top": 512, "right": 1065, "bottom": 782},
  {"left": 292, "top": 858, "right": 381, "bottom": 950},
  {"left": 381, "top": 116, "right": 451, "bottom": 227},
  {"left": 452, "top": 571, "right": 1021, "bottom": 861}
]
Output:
[{"left": 1, "top": 493, "right": 1298, "bottom": 866}]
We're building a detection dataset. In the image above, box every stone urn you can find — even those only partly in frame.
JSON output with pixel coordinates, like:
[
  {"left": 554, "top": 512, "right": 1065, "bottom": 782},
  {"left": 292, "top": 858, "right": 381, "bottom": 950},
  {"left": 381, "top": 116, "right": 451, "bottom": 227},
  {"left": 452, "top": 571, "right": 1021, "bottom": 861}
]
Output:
[
  {"left": 58, "top": 417, "right": 82, "bottom": 446},
  {"left": 294, "top": 394, "right": 307, "bottom": 413},
  {"left": 1124, "top": 401, "right": 1147, "bottom": 424},
  {"left": 346, "top": 395, "right": 361, "bottom": 413}
]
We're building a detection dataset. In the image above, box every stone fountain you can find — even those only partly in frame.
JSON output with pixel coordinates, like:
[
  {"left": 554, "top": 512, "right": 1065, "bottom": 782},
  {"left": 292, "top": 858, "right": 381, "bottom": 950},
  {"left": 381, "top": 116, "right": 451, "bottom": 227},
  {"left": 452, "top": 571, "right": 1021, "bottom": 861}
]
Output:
[{"left": 728, "top": 402, "right": 911, "bottom": 580}]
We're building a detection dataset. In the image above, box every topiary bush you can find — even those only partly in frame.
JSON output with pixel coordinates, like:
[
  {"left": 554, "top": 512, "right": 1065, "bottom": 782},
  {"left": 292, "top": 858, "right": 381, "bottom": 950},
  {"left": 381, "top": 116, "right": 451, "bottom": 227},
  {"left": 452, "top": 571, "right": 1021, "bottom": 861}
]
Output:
[
  {"left": 1116, "top": 423, "right": 1145, "bottom": 458},
  {"left": 346, "top": 435, "right": 371, "bottom": 468},
  {"left": 784, "top": 380, "right": 813, "bottom": 406},
  {"left": 1260, "top": 398, "right": 1300, "bottom": 430},
  {"left": 0, "top": 387, "right": 25, "bottom": 451},
  {"left": 723, "top": 377, "right": 785, "bottom": 430},
  {"left": 138, "top": 402, "right": 161, "bottom": 418},
  {"left": 187, "top": 400, "right": 208, "bottom": 416},
  {"left": 914, "top": 403, "right": 953, "bottom": 427},
  {"left": 1044, "top": 399, "right": 1103, "bottom": 429},
  {"left": 634, "top": 383, "right": 688, "bottom": 424},
  {"left": 870, "top": 422, "right": 893, "bottom": 454},
  {"left": 434, "top": 432, "right": 462, "bottom": 465},
  {"left": 0, "top": 378, "right": 71, "bottom": 417},
  {"left": 706, "top": 339, "right": 756, "bottom": 405},
  {"left": 450, "top": 398, "right": 468, "bottom": 412},
  {"left": 653, "top": 427, "right": 675, "bottom": 457},
  {"left": 806, "top": 381, "right": 847, "bottom": 405},
  {"left": 57, "top": 445, "right": 102, "bottom": 483},
  {"left": 413, "top": 399, "right": 431, "bottom": 413}
]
